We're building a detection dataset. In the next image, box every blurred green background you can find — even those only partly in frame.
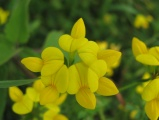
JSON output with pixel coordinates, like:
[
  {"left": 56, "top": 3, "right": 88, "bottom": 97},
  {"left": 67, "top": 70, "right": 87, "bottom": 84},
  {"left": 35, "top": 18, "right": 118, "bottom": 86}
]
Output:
[{"left": 1, "top": 0, "right": 159, "bottom": 119}]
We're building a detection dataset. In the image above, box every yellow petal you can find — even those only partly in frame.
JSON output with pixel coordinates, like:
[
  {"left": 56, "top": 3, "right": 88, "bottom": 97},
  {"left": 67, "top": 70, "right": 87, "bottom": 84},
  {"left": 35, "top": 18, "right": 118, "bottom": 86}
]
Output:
[
  {"left": 149, "top": 47, "right": 159, "bottom": 60},
  {"left": 87, "top": 68, "right": 99, "bottom": 92},
  {"left": 58, "top": 34, "right": 73, "bottom": 52},
  {"left": 41, "top": 47, "right": 64, "bottom": 61},
  {"left": 33, "top": 79, "right": 45, "bottom": 92},
  {"left": 97, "top": 50, "right": 121, "bottom": 67},
  {"left": 136, "top": 54, "right": 159, "bottom": 65},
  {"left": 12, "top": 95, "right": 33, "bottom": 114},
  {"left": 70, "top": 38, "right": 88, "bottom": 52},
  {"left": 96, "top": 77, "right": 119, "bottom": 96},
  {"left": 145, "top": 100, "right": 159, "bottom": 120},
  {"left": 78, "top": 41, "right": 99, "bottom": 66},
  {"left": 142, "top": 78, "right": 159, "bottom": 101},
  {"left": 41, "top": 75, "right": 54, "bottom": 86},
  {"left": 71, "top": 18, "right": 85, "bottom": 38},
  {"left": 26, "top": 87, "right": 39, "bottom": 102},
  {"left": 21, "top": 57, "right": 43, "bottom": 72},
  {"left": 43, "top": 109, "right": 59, "bottom": 120},
  {"left": 67, "top": 65, "right": 81, "bottom": 94},
  {"left": 9, "top": 86, "right": 23, "bottom": 102},
  {"left": 40, "top": 86, "right": 59, "bottom": 105},
  {"left": 132, "top": 37, "right": 148, "bottom": 57},
  {"left": 89, "top": 60, "right": 107, "bottom": 77},
  {"left": 54, "top": 65, "right": 69, "bottom": 93},
  {"left": 76, "top": 87, "right": 96, "bottom": 109},
  {"left": 41, "top": 60, "right": 64, "bottom": 76}
]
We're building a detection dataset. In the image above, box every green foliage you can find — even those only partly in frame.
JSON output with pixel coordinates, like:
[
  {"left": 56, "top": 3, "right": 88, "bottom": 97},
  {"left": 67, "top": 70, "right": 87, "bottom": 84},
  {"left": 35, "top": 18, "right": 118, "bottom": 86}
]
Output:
[
  {"left": 0, "top": 79, "right": 36, "bottom": 88},
  {"left": 1, "top": 0, "right": 159, "bottom": 120},
  {"left": 5, "top": 0, "right": 30, "bottom": 44}
]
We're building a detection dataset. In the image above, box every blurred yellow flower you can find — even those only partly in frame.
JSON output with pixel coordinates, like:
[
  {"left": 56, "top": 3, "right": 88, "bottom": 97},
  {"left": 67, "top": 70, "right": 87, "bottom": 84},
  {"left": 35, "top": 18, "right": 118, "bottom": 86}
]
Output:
[
  {"left": 132, "top": 37, "right": 159, "bottom": 65},
  {"left": 130, "top": 110, "right": 138, "bottom": 119},
  {"left": 142, "top": 78, "right": 159, "bottom": 120},
  {"left": 9, "top": 86, "right": 33, "bottom": 114},
  {"left": 134, "top": 14, "right": 153, "bottom": 29},
  {"left": 0, "top": 7, "right": 9, "bottom": 25}
]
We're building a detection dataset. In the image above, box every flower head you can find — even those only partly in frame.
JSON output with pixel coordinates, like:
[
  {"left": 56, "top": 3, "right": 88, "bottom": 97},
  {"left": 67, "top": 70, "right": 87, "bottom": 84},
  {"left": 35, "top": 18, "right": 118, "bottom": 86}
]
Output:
[
  {"left": 59, "top": 18, "right": 88, "bottom": 52},
  {"left": 21, "top": 47, "right": 64, "bottom": 76},
  {"left": 132, "top": 37, "right": 159, "bottom": 65},
  {"left": 142, "top": 78, "right": 159, "bottom": 120}
]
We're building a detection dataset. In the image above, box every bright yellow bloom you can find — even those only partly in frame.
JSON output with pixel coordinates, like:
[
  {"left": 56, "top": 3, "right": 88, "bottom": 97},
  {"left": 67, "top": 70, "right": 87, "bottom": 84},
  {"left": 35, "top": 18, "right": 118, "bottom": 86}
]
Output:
[
  {"left": 97, "top": 41, "right": 121, "bottom": 76},
  {"left": 9, "top": 86, "right": 33, "bottom": 114},
  {"left": 59, "top": 18, "right": 88, "bottom": 52},
  {"left": 21, "top": 47, "right": 64, "bottom": 76},
  {"left": 78, "top": 41, "right": 121, "bottom": 68},
  {"left": 67, "top": 62, "right": 118, "bottom": 109},
  {"left": 40, "top": 65, "right": 69, "bottom": 105},
  {"left": 0, "top": 7, "right": 9, "bottom": 25},
  {"left": 142, "top": 78, "right": 159, "bottom": 120},
  {"left": 134, "top": 14, "right": 153, "bottom": 29},
  {"left": 26, "top": 80, "right": 45, "bottom": 102},
  {"left": 67, "top": 62, "right": 101, "bottom": 109},
  {"left": 132, "top": 37, "right": 159, "bottom": 65}
]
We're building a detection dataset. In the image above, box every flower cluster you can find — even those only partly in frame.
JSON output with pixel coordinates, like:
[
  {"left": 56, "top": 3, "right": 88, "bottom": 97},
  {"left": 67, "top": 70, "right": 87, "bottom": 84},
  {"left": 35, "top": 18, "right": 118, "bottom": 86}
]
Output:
[
  {"left": 9, "top": 80, "right": 68, "bottom": 120},
  {"left": 21, "top": 18, "right": 121, "bottom": 109},
  {"left": 132, "top": 37, "right": 159, "bottom": 120}
]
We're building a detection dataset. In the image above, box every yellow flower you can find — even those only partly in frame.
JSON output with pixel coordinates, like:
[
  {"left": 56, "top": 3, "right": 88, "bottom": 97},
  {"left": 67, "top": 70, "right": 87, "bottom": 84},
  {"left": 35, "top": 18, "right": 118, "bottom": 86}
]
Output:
[
  {"left": 59, "top": 18, "right": 88, "bottom": 52},
  {"left": 26, "top": 79, "right": 45, "bottom": 102},
  {"left": 134, "top": 14, "right": 153, "bottom": 29},
  {"left": 142, "top": 78, "right": 159, "bottom": 120},
  {"left": 132, "top": 37, "right": 159, "bottom": 65},
  {"left": 9, "top": 86, "right": 33, "bottom": 114},
  {"left": 78, "top": 41, "right": 121, "bottom": 68},
  {"left": 96, "top": 41, "right": 121, "bottom": 76},
  {"left": 0, "top": 7, "right": 9, "bottom": 25},
  {"left": 21, "top": 47, "right": 64, "bottom": 76},
  {"left": 67, "top": 62, "right": 118, "bottom": 109},
  {"left": 40, "top": 65, "right": 69, "bottom": 105},
  {"left": 67, "top": 62, "right": 99, "bottom": 109}
]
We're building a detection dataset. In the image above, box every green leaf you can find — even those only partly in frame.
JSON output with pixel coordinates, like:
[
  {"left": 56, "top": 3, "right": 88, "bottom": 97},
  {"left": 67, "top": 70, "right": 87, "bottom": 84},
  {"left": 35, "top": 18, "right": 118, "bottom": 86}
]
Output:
[
  {"left": 110, "top": 4, "right": 138, "bottom": 14},
  {"left": 5, "top": 0, "right": 30, "bottom": 44},
  {"left": 42, "top": 30, "right": 63, "bottom": 49},
  {"left": 0, "top": 42, "right": 22, "bottom": 66},
  {"left": 0, "top": 79, "right": 36, "bottom": 88},
  {"left": 0, "top": 89, "right": 7, "bottom": 120}
]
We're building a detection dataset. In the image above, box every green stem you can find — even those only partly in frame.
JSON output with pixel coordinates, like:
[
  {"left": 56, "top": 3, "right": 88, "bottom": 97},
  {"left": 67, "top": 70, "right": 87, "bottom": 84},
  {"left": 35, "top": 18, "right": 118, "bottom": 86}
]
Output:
[
  {"left": 68, "top": 52, "right": 75, "bottom": 66},
  {"left": 99, "top": 109, "right": 106, "bottom": 120}
]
